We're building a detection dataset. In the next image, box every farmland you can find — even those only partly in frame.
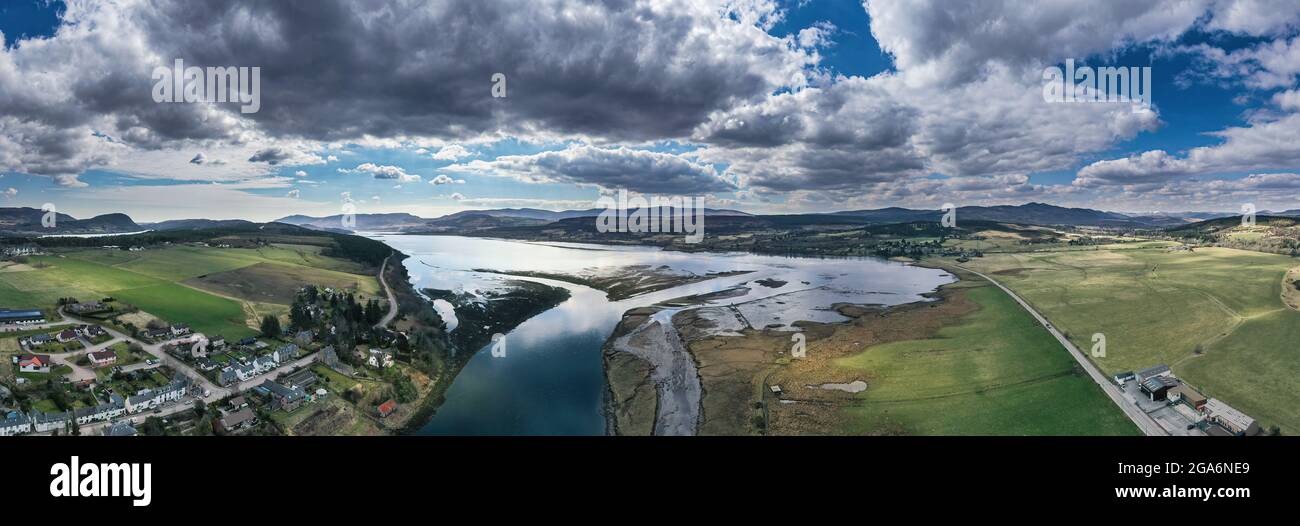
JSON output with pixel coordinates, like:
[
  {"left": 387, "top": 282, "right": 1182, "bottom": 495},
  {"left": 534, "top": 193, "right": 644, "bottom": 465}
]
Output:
[
  {"left": 951, "top": 245, "right": 1300, "bottom": 433},
  {"left": 0, "top": 244, "right": 381, "bottom": 339}
]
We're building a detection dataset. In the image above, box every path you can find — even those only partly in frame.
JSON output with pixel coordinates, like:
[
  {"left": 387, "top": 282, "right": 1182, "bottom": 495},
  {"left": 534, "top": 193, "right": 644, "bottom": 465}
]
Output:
[
  {"left": 956, "top": 266, "right": 1167, "bottom": 436},
  {"left": 375, "top": 256, "right": 398, "bottom": 328}
]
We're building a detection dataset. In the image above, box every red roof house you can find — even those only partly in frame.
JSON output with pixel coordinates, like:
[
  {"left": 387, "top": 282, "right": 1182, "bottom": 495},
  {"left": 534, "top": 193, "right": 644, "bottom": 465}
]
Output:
[{"left": 377, "top": 399, "right": 398, "bottom": 418}]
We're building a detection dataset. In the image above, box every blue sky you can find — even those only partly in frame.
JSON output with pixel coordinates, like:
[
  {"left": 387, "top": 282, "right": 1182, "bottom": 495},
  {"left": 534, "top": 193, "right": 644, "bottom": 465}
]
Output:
[{"left": 2, "top": 1, "right": 1300, "bottom": 221}]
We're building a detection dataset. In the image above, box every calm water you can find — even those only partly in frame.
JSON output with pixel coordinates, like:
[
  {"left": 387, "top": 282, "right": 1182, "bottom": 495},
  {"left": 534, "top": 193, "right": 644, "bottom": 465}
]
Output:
[{"left": 369, "top": 235, "right": 955, "bottom": 436}]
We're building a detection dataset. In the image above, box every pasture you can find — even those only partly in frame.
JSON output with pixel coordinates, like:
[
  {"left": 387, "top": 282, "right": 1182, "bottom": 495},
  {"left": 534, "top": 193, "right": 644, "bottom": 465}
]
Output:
[
  {"left": 832, "top": 282, "right": 1138, "bottom": 435},
  {"left": 955, "top": 245, "right": 1300, "bottom": 433}
]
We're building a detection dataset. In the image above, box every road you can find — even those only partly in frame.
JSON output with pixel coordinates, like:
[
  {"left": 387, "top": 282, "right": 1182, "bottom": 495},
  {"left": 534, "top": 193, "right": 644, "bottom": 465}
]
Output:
[
  {"left": 375, "top": 256, "right": 398, "bottom": 329},
  {"left": 57, "top": 307, "right": 228, "bottom": 402},
  {"left": 956, "top": 266, "right": 1168, "bottom": 436}
]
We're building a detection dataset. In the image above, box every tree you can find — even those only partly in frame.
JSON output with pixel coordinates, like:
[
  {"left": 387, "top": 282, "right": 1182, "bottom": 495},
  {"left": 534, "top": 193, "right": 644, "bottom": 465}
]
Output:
[
  {"left": 260, "top": 314, "right": 282, "bottom": 338},
  {"left": 142, "top": 416, "right": 166, "bottom": 436},
  {"left": 193, "top": 399, "right": 207, "bottom": 419}
]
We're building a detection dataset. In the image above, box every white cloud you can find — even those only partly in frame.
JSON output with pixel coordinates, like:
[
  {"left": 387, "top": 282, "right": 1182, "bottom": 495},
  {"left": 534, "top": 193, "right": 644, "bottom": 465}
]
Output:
[
  {"left": 431, "top": 144, "right": 474, "bottom": 161},
  {"left": 341, "top": 162, "right": 422, "bottom": 183},
  {"left": 429, "top": 174, "right": 465, "bottom": 185}
]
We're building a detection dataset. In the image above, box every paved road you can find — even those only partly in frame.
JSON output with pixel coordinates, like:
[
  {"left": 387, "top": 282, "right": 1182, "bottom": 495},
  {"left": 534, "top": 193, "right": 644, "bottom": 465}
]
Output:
[
  {"left": 956, "top": 266, "right": 1168, "bottom": 436},
  {"left": 375, "top": 256, "right": 398, "bottom": 329}
]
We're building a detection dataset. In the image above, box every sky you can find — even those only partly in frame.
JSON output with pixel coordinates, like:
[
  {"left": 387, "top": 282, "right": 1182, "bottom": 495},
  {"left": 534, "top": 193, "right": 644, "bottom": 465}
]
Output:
[{"left": 1, "top": 0, "right": 1300, "bottom": 222}]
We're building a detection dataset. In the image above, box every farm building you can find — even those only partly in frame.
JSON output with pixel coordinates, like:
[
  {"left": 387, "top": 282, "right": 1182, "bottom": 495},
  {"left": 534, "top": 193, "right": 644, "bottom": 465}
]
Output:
[
  {"left": 1136, "top": 364, "right": 1172, "bottom": 383},
  {"left": 1139, "top": 375, "right": 1178, "bottom": 402},
  {"left": 1169, "top": 384, "right": 1207, "bottom": 410},
  {"left": 0, "top": 308, "right": 46, "bottom": 325},
  {"left": 1205, "top": 399, "right": 1259, "bottom": 436}
]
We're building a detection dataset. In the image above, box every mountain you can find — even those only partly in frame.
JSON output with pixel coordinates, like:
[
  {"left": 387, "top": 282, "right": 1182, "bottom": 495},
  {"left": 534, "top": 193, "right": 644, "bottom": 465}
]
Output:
[
  {"left": 275, "top": 212, "right": 428, "bottom": 231},
  {"left": 145, "top": 218, "right": 256, "bottom": 231},
  {"left": 0, "top": 207, "right": 143, "bottom": 236},
  {"left": 832, "top": 202, "right": 1141, "bottom": 226},
  {"left": 277, "top": 207, "right": 753, "bottom": 233}
]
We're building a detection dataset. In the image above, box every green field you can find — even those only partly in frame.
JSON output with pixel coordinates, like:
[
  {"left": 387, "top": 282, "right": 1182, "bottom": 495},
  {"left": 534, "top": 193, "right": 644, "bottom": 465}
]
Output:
[
  {"left": 832, "top": 281, "right": 1139, "bottom": 435},
  {"left": 956, "top": 245, "right": 1300, "bottom": 433},
  {"left": 0, "top": 244, "right": 380, "bottom": 341}
]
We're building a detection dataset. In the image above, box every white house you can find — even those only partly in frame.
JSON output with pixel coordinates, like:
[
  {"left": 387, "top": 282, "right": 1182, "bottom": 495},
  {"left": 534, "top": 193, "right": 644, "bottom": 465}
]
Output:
[
  {"left": 0, "top": 411, "right": 31, "bottom": 436},
  {"left": 367, "top": 348, "right": 395, "bottom": 369},
  {"left": 125, "top": 378, "right": 189, "bottom": 413}
]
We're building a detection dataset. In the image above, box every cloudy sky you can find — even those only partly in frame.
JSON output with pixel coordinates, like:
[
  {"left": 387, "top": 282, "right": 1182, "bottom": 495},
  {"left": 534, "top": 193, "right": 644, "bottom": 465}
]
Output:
[{"left": 2, "top": 0, "right": 1300, "bottom": 221}]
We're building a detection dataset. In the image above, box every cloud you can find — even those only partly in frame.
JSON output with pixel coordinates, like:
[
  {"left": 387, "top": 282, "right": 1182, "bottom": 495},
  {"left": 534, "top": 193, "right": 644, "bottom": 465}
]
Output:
[
  {"left": 247, "top": 147, "right": 324, "bottom": 166},
  {"left": 429, "top": 174, "right": 464, "bottom": 185},
  {"left": 190, "top": 153, "right": 207, "bottom": 165},
  {"left": 449, "top": 192, "right": 466, "bottom": 201},
  {"left": 286, "top": 189, "right": 300, "bottom": 199},
  {"left": 431, "top": 145, "right": 473, "bottom": 161},
  {"left": 2, "top": 187, "right": 15, "bottom": 198},
  {"left": 342, "top": 162, "right": 421, "bottom": 183},
  {"left": 448, "top": 144, "right": 735, "bottom": 194}
]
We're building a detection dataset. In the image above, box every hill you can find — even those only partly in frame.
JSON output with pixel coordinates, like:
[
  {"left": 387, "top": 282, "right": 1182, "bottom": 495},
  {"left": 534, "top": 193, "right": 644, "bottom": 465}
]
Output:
[{"left": 0, "top": 207, "right": 143, "bottom": 235}]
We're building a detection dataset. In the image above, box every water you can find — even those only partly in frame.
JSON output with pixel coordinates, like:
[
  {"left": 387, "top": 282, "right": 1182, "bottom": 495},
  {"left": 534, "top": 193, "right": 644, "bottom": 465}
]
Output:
[{"left": 369, "top": 235, "right": 955, "bottom": 436}]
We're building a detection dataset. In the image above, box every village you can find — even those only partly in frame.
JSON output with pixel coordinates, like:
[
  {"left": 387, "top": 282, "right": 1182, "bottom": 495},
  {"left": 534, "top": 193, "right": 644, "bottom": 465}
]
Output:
[{"left": 0, "top": 284, "right": 415, "bottom": 437}]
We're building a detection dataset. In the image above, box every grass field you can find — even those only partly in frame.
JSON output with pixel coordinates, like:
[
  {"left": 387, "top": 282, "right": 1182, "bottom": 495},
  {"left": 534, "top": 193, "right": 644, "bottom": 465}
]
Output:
[
  {"left": 831, "top": 282, "right": 1139, "bottom": 435},
  {"left": 0, "top": 244, "right": 380, "bottom": 341},
  {"left": 954, "top": 245, "right": 1300, "bottom": 433}
]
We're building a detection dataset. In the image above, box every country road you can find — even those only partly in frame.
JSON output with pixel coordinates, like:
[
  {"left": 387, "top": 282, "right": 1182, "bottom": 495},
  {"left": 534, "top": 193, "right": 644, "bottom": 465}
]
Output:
[
  {"left": 956, "top": 266, "right": 1168, "bottom": 436},
  {"left": 375, "top": 256, "right": 398, "bottom": 329}
]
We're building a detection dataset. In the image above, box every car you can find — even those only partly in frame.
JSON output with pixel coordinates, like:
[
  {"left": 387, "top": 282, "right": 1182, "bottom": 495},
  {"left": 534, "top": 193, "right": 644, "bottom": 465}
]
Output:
[
  {"left": 1186, "top": 424, "right": 1196, "bottom": 430},
  {"left": 145, "top": 359, "right": 156, "bottom": 366}
]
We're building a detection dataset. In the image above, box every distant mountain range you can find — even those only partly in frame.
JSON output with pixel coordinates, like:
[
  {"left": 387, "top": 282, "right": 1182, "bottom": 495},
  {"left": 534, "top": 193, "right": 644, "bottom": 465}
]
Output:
[
  {"left": 0, "top": 207, "right": 142, "bottom": 235},
  {"left": 0, "top": 203, "right": 1278, "bottom": 238}
]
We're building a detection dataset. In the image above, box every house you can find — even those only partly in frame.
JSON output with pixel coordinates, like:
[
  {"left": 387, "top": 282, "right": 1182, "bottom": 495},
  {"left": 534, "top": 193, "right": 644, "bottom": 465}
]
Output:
[
  {"left": 260, "top": 380, "right": 306, "bottom": 411},
  {"left": 30, "top": 410, "right": 71, "bottom": 433},
  {"left": 16, "top": 354, "right": 51, "bottom": 373},
  {"left": 217, "top": 408, "right": 257, "bottom": 433},
  {"left": 318, "top": 345, "right": 355, "bottom": 376},
  {"left": 254, "top": 354, "right": 277, "bottom": 374},
  {"left": 367, "top": 348, "right": 395, "bottom": 369},
  {"left": 1136, "top": 364, "right": 1172, "bottom": 383},
  {"left": 282, "top": 369, "right": 317, "bottom": 391},
  {"left": 195, "top": 357, "right": 218, "bottom": 371},
  {"left": 19, "top": 333, "right": 52, "bottom": 349},
  {"left": 76, "top": 324, "right": 108, "bottom": 338},
  {"left": 294, "top": 330, "right": 314, "bottom": 347},
  {"left": 1205, "top": 398, "right": 1260, "bottom": 436},
  {"left": 0, "top": 411, "right": 31, "bottom": 436},
  {"left": 0, "top": 244, "right": 40, "bottom": 258},
  {"left": 210, "top": 336, "right": 226, "bottom": 350},
  {"left": 1112, "top": 371, "right": 1135, "bottom": 385},
  {"left": 273, "top": 344, "right": 298, "bottom": 364},
  {"left": 88, "top": 349, "right": 118, "bottom": 368},
  {"left": 377, "top": 399, "right": 398, "bottom": 418},
  {"left": 74, "top": 395, "right": 126, "bottom": 424},
  {"left": 102, "top": 421, "right": 138, "bottom": 437},
  {"left": 1139, "top": 375, "right": 1178, "bottom": 402},
  {"left": 228, "top": 396, "right": 247, "bottom": 409},
  {"left": 67, "top": 301, "right": 108, "bottom": 314},
  {"left": 56, "top": 329, "right": 80, "bottom": 343},
  {"left": 0, "top": 308, "right": 45, "bottom": 325},
  {"left": 237, "top": 336, "right": 257, "bottom": 346},
  {"left": 145, "top": 327, "right": 172, "bottom": 341},
  {"left": 125, "top": 377, "right": 189, "bottom": 413},
  {"left": 1169, "top": 384, "right": 1207, "bottom": 410},
  {"left": 235, "top": 362, "right": 258, "bottom": 381},
  {"left": 170, "top": 324, "right": 191, "bottom": 337},
  {"left": 218, "top": 367, "right": 239, "bottom": 386}
]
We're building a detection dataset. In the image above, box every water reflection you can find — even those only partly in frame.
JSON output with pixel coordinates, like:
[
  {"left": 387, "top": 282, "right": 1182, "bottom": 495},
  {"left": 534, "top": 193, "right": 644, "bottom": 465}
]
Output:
[{"left": 369, "top": 235, "right": 954, "bottom": 435}]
